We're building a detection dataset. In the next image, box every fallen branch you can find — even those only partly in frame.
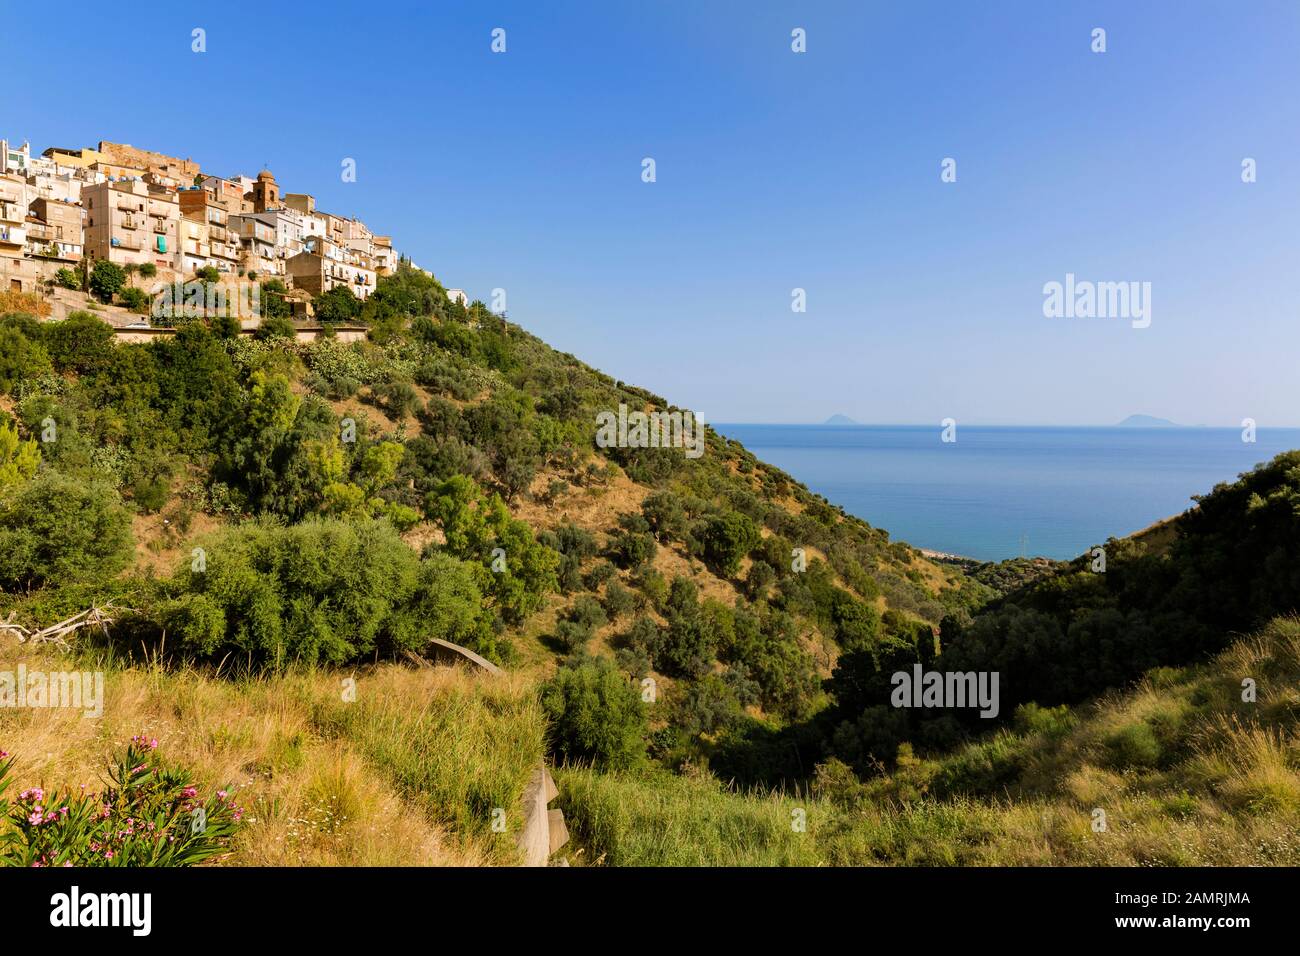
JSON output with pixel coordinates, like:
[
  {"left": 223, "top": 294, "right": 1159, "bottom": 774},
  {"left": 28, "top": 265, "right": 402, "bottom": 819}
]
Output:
[{"left": 0, "top": 603, "right": 127, "bottom": 649}]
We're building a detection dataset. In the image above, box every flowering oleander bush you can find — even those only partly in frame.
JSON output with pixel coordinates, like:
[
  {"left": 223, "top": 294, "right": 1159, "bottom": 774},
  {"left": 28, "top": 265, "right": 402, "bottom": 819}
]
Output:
[{"left": 0, "top": 736, "right": 243, "bottom": 867}]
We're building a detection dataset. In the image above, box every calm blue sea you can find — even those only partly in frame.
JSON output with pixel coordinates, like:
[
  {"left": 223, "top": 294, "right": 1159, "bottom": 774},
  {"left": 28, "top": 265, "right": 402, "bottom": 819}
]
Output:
[{"left": 713, "top": 425, "right": 1300, "bottom": 562}]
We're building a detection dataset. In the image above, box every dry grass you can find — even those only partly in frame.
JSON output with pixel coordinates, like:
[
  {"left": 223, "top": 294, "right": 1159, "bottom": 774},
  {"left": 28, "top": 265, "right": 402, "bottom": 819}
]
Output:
[{"left": 0, "top": 641, "right": 545, "bottom": 866}]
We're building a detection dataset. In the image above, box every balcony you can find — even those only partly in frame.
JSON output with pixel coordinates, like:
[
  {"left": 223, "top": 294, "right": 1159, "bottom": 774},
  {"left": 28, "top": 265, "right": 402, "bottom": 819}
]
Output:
[
  {"left": 120, "top": 216, "right": 139, "bottom": 230},
  {"left": 110, "top": 236, "right": 142, "bottom": 251},
  {"left": 0, "top": 202, "right": 23, "bottom": 224},
  {"left": 153, "top": 220, "right": 168, "bottom": 234}
]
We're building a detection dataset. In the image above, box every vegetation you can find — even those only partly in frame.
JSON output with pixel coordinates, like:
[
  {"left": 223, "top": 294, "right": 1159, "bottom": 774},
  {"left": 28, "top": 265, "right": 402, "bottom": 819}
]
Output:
[
  {"left": 0, "top": 259, "right": 1295, "bottom": 867},
  {"left": 0, "top": 737, "right": 242, "bottom": 867}
]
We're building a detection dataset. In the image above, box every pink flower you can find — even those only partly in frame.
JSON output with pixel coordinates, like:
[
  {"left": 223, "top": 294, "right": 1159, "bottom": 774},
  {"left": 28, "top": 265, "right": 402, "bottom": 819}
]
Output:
[
  {"left": 18, "top": 788, "right": 44, "bottom": 802},
  {"left": 27, "top": 810, "right": 43, "bottom": 825},
  {"left": 0, "top": 749, "right": 9, "bottom": 759},
  {"left": 181, "top": 786, "right": 198, "bottom": 798},
  {"left": 217, "top": 790, "right": 228, "bottom": 800},
  {"left": 103, "top": 850, "right": 114, "bottom": 860}
]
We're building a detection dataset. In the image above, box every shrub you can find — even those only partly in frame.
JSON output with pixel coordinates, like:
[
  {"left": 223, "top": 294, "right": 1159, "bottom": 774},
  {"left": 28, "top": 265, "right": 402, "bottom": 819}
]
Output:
[
  {"left": 0, "top": 328, "right": 52, "bottom": 395},
  {"left": 119, "top": 286, "right": 150, "bottom": 314},
  {"left": 540, "top": 657, "right": 646, "bottom": 770},
  {"left": 642, "top": 490, "right": 686, "bottom": 541},
  {"left": 254, "top": 313, "right": 296, "bottom": 340},
  {"left": 0, "top": 473, "right": 134, "bottom": 590},
  {"left": 0, "top": 420, "right": 40, "bottom": 489},
  {"left": 163, "top": 518, "right": 490, "bottom": 666},
  {"left": 610, "top": 528, "right": 657, "bottom": 571},
  {"left": 373, "top": 380, "right": 420, "bottom": 418},
  {"left": 0, "top": 738, "right": 242, "bottom": 867},
  {"left": 603, "top": 580, "right": 636, "bottom": 620},
  {"left": 211, "top": 313, "right": 241, "bottom": 339},
  {"left": 696, "top": 511, "right": 760, "bottom": 577},
  {"left": 54, "top": 268, "right": 80, "bottom": 290}
]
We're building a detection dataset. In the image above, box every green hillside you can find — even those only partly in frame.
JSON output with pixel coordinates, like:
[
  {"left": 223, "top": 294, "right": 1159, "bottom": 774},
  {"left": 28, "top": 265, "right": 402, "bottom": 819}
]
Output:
[{"left": 1, "top": 268, "right": 1296, "bottom": 866}]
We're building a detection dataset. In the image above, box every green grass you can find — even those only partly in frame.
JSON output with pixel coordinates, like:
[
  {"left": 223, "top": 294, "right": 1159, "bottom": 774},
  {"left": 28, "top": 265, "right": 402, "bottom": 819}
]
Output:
[{"left": 556, "top": 617, "right": 1300, "bottom": 866}]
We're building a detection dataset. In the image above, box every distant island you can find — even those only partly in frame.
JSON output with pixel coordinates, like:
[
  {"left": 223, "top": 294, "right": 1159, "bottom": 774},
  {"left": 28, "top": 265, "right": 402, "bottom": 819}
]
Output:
[
  {"left": 823, "top": 414, "right": 860, "bottom": 426},
  {"left": 1115, "top": 414, "right": 1199, "bottom": 428}
]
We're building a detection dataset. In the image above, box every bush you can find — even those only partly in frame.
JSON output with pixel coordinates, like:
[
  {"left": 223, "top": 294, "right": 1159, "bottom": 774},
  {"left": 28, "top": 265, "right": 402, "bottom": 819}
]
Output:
[
  {"left": 211, "top": 313, "right": 241, "bottom": 339},
  {"left": 254, "top": 313, "right": 296, "bottom": 340},
  {"left": 610, "top": 528, "right": 657, "bottom": 571},
  {"left": 603, "top": 580, "right": 636, "bottom": 619},
  {"left": 540, "top": 657, "right": 646, "bottom": 770},
  {"left": 0, "top": 738, "right": 242, "bottom": 867},
  {"left": 0, "top": 473, "right": 134, "bottom": 590},
  {"left": 642, "top": 490, "right": 686, "bottom": 540},
  {"left": 696, "top": 511, "right": 760, "bottom": 577},
  {"left": 373, "top": 380, "right": 420, "bottom": 418},
  {"left": 138, "top": 263, "right": 158, "bottom": 279},
  {"left": 0, "top": 328, "right": 52, "bottom": 395},
  {"left": 163, "top": 518, "right": 490, "bottom": 666},
  {"left": 0, "top": 420, "right": 40, "bottom": 489},
  {"left": 53, "top": 268, "right": 80, "bottom": 290},
  {"left": 119, "top": 286, "right": 151, "bottom": 314}
]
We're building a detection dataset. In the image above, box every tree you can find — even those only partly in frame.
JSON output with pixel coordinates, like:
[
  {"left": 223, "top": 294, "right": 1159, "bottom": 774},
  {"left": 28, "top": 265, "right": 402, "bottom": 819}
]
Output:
[
  {"left": 370, "top": 262, "right": 445, "bottom": 318},
  {"left": 53, "top": 268, "right": 79, "bottom": 290},
  {"left": 697, "top": 511, "right": 760, "bottom": 577},
  {"left": 642, "top": 490, "right": 686, "bottom": 541},
  {"left": 44, "top": 311, "right": 114, "bottom": 374},
  {"left": 0, "top": 327, "right": 52, "bottom": 394},
  {"left": 424, "top": 474, "right": 560, "bottom": 623},
  {"left": 0, "top": 419, "right": 39, "bottom": 489},
  {"left": 313, "top": 285, "right": 360, "bottom": 325},
  {"left": 89, "top": 260, "right": 127, "bottom": 303},
  {"left": 540, "top": 657, "right": 646, "bottom": 769}
]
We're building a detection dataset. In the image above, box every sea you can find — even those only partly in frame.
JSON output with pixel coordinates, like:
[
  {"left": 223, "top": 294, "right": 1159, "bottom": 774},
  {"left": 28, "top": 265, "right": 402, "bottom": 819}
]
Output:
[{"left": 712, "top": 424, "right": 1300, "bottom": 562}]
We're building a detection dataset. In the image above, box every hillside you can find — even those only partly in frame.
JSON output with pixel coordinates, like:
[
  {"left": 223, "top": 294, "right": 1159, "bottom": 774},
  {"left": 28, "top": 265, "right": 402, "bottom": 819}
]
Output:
[
  {"left": 1, "top": 269, "right": 1296, "bottom": 867},
  {"left": 553, "top": 616, "right": 1300, "bottom": 865}
]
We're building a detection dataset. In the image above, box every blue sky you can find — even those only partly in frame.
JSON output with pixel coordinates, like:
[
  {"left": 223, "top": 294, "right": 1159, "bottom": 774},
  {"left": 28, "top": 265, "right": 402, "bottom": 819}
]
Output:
[{"left": 8, "top": 1, "right": 1299, "bottom": 425}]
